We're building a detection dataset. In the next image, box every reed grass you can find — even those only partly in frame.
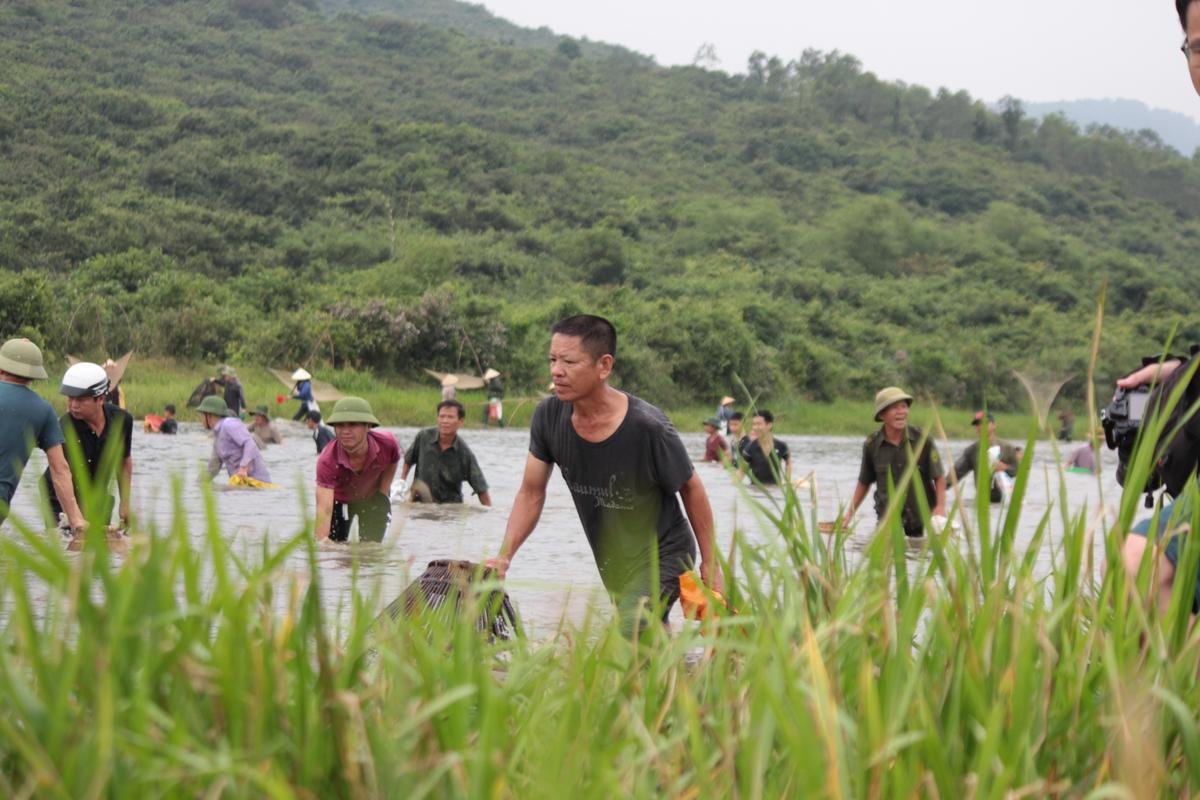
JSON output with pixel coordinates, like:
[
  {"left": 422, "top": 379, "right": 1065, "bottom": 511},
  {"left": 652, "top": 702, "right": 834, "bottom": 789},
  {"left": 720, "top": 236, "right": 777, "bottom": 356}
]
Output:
[{"left": 3, "top": 330, "right": 1200, "bottom": 796}]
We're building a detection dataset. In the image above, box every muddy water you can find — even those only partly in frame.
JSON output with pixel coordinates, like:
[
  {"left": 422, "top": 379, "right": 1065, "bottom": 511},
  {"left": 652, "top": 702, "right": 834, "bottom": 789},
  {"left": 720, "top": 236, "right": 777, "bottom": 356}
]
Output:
[{"left": 4, "top": 422, "right": 1123, "bottom": 637}]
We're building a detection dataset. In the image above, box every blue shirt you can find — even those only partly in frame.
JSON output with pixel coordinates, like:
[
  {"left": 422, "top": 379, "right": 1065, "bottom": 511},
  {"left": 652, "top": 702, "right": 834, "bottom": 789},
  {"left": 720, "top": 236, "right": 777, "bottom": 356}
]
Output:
[{"left": 0, "top": 381, "right": 65, "bottom": 505}]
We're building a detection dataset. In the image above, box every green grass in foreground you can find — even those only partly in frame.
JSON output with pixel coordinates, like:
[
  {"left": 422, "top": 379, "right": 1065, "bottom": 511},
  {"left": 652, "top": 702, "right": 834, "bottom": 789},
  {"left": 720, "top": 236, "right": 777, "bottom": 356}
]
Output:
[
  {"left": 32, "top": 357, "right": 1050, "bottom": 437},
  {"left": 1, "top": 409, "right": 1199, "bottom": 797}
]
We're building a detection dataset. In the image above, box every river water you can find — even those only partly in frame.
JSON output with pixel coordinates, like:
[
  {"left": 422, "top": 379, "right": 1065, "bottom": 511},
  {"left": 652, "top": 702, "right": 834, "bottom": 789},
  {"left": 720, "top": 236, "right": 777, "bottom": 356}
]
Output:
[{"left": 4, "top": 421, "right": 1124, "bottom": 638}]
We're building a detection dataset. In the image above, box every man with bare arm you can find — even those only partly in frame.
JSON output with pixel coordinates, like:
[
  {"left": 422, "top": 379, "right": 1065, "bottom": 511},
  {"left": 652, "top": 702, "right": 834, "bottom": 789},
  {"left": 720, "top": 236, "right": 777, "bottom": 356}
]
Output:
[{"left": 486, "top": 314, "right": 722, "bottom": 635}]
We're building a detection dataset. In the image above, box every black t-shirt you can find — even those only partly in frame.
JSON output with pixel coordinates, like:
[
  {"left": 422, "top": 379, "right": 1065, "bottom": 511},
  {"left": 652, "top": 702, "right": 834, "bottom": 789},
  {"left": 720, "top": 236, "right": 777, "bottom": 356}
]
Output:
[
  {"left": 159, "top": 417, "right": 178, "bottom": 435},
  {"left": 529, "top": 393, "right": 696, "bottom": 596},
  {"left": 44, "top": 403, "right": 133, "bottom": 504},
  {"left": 740, "top": 438, "right": 791, "bottom": 484}
]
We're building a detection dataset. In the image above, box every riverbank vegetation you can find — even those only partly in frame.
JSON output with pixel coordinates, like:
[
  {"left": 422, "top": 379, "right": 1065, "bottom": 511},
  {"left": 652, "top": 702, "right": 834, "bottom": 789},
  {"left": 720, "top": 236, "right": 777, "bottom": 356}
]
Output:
[
  {"left": 1, "top": 420, "right": 1198, "bottom": 796},
  {"left": 3, "top": 0, "right": 1200, "bottom": 413}
]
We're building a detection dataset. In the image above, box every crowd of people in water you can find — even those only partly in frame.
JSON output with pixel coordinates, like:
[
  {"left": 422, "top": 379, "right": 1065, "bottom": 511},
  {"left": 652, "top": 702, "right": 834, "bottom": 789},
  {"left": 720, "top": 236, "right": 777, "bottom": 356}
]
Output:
[{"left": 0, "top": 302, "right": 1181, "bottom": 634}]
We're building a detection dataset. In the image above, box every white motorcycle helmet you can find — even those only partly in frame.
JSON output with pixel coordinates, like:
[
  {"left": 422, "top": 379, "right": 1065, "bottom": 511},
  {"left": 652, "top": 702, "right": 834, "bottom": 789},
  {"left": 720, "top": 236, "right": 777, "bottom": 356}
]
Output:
[{"left": 60, "top": 362, "right": 109, "bottom": 398}]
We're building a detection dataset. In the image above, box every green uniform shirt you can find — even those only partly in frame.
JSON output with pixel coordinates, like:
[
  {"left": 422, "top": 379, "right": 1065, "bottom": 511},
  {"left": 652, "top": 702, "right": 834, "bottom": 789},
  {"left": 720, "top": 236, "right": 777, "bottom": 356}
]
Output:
[
  {"left": 404, "top": 427, "right": 489, "bottom": 503},
  {"left": 954, "top": 439, "right": 1019, "bottom": 503},
  {"left": 856, "top": 424, "right": 944, "bottom": 529}
]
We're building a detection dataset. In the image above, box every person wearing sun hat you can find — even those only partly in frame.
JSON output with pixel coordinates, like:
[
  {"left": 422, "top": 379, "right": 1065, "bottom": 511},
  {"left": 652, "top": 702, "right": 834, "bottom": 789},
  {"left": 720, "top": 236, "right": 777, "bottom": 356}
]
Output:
[
  {"left": 290, "top": 367, "right": 317, "bottom": 421},
  {"left": 314, "top": 396, "right": 400, "bottom": 542},
  {"left": 483, "top": 367, "right": 505, "bottom": 427},
  {"left": 0, "top": 338, "right": 85, "bottom": 531},
  {"left": 841, "top": 386, "right": 945, "bottom": 537},
  {"left": 197, "top": 394, "right": 272, "bottom": 483},
  {"left": 715, "top": 395, "right": 736, "bottom": 434}
]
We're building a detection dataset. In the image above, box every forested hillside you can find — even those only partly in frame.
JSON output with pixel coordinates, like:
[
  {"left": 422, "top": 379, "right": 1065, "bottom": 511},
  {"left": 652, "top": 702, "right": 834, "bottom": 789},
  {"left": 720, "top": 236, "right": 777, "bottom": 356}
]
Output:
[{"left": 2, "top": 0, "right": 1199, "bottom": 409}]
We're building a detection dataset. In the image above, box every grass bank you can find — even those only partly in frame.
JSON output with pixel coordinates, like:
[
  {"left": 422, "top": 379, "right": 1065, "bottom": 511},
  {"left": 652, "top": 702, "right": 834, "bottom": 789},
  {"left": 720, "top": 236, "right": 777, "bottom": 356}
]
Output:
[
  {"left": 32, "top": 357, "right": 1055, "bottom": 438},
  {"left": 1, "top": 424, "right": 1199, "bottom": 796}
]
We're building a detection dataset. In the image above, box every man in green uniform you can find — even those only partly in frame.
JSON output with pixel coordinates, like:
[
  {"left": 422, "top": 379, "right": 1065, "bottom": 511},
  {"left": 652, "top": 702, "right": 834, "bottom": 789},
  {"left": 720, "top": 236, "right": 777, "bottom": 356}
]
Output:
[
  {"left": 952, "top": 411, "right": 1020, "bottom": 504},
  {"left": 842, "top": 386, "right": 946, "bottom": 537},
  {"left": 401, "top": 400, "right": 492, "bottom": 506}
]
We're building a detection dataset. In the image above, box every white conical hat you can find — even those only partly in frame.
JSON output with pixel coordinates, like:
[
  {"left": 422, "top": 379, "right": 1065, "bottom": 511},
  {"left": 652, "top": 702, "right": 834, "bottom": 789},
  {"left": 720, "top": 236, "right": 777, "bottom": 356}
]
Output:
[
  {"left": 483, "top": 368, "right": 500, "bottom": 380},
  {"left": 291, "top": 368, "right": 312, "bottom": 381}
]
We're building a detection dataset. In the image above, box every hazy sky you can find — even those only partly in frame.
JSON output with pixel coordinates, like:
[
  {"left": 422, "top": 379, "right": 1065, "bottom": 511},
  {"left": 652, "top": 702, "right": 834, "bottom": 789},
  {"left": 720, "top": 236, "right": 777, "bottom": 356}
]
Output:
[{"left": 478, "top": 0, "right": 1200, "bottom": 122}]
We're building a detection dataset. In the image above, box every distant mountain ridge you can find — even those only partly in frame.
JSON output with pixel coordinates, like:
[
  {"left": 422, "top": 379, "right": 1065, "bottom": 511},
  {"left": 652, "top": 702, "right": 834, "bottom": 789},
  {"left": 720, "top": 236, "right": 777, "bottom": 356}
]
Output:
[{"left": 1019, "top": 98, "right": 1200, "bottom": 156}]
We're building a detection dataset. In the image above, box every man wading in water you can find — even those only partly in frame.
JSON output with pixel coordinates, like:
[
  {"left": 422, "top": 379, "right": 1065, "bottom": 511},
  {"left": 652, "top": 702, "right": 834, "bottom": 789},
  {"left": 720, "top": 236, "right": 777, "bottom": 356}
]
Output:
[
  {"left": 486, "top": 314, "right": 721, "bottom": 636},
  {"left": 314, "top": 397, "right": 399, "bottom": 543}
]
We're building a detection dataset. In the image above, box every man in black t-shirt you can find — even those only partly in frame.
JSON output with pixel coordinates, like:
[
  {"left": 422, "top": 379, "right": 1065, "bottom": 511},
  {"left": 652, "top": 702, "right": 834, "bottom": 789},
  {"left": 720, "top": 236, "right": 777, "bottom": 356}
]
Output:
[
  {"left": 486, "top": 315, "right": 721, "bottom": 635},
  {"left": 42, "top": 362, "right": 134, "bottom": 527},
  {"left": 738, "top": 410, "right": 791, "bottom": 485}
]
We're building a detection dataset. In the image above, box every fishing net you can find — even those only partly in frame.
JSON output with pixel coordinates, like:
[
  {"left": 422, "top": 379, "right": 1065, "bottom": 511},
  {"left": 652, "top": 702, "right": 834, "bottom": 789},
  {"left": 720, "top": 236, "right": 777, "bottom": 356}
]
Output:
[
  {"left": 379, "top": 559, "right": 521, "bottom": 641},
  {"left": 1012, "top": 368, "right": 1072, "bottom": 428}
]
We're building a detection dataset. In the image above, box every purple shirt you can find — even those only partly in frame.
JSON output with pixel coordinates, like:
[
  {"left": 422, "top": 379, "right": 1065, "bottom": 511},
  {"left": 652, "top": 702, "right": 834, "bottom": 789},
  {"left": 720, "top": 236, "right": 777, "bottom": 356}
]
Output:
[
  {"left": 212, "top": 417, "right": 271, "bottom": 481},
  {"left": 316, "top": 429, "right": 400, "bottom": 503}
]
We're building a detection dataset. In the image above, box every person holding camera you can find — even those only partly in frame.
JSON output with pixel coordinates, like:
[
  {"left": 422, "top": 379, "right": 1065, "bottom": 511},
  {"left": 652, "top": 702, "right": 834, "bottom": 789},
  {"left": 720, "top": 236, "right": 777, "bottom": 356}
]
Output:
[{"left": 1114, "top": 0, "right": 1200, "bottom": 613}]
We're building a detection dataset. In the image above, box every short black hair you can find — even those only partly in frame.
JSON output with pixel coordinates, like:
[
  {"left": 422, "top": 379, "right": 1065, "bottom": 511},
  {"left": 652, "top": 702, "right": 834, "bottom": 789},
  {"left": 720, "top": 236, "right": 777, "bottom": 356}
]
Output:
[
  {"left": 1181, "top": 0, "right": 1195, "bottom": 29},
  {"left": 754, "top": 409, "right": 775, "bottom": 424},
  {"left": 307, "top": 410, "right": 322, "bottom": 422},
  {"left": 438, "top": 399, "right": 466, "bottom": 419},
  {"left": 550, "top": 314, "right": 617, "bottom": 360},
  {"left": 164, "top": 404, "right": 176, "bottom": 414},
  {"left": 730, "top": 411, "right": 744, "bottom": 421}
]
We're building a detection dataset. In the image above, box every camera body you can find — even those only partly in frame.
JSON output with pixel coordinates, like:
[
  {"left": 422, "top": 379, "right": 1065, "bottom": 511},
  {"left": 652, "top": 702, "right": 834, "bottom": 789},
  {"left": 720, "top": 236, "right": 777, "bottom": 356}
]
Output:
[{"left": 1101, "top": 386, "right": 1150, "bottom": 453}]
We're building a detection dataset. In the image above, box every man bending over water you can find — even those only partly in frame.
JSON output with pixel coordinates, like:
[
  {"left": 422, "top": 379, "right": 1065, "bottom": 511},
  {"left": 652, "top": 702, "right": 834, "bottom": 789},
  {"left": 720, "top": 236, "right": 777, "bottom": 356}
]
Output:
[
  {"left": 486, "top": 314, "right": 721, "bottom": 635},
  {"left": 315, "top": 397, "right": 399, "bottom": 543}
]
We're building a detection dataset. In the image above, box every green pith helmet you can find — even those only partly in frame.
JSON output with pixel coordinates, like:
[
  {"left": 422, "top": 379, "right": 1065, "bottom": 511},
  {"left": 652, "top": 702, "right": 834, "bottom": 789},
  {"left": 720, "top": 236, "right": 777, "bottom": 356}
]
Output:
[
  {"left": 253, "top": 404, "right": 270, "bottom": 419},
  {"left": 873, "top": 386, "right": 915, "bottom": 421},
  {"left": 0, "top": 338, "right": 49, "bottom": 380},
  {"left": 197, "top": 395, "right": 230, "bottom": 416},
  {"left": 326, "top": 396, "right": 379, "bottom": 427}
]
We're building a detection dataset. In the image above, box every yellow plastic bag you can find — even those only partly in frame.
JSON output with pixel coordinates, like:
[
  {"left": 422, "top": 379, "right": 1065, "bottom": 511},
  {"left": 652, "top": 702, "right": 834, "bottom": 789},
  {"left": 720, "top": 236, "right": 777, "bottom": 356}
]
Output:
[
  {"left": 229, "top": 474, "right": 280, "bottom": 490},
  {"left": 679, "top": 572, "right": 729, "bottom": 621}
]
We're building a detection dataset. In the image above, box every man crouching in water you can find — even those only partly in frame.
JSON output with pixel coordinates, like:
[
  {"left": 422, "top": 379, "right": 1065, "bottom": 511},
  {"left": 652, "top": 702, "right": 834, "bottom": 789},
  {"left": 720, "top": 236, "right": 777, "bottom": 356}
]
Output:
[
  {"left": 486, "top": 314, "right": 721, "bottom": 636},
  {"left": 314, "top": 397, "right": 399, "bottom": 543}
]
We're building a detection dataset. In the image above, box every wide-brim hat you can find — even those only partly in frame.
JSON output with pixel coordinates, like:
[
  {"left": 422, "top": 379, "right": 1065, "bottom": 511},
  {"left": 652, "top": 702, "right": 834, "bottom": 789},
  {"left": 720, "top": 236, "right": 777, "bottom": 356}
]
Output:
[
  {"left": 291, "top": 368, "right": 312, "bottom": 381},
  {"left": 720, "top": 396, "right": 735, "bottom": 406},
  {"left": 253, "top": 404, "right": 271, "bottom": 418},
  {"left": 873, "top": 387, "right": 914, "bottom": 421},
  {"left": 0, "top": 338, "right": 48, "bottom": 380},
  {"left": 441, "top": 374, "right": 459, "bottom": 387},
  {"left": 197, "top": 395, "right": 230, "bottom": 416},
  {"left": 483, "top": 368, "right": 500, "bottom": 380},
  {"left": 326, "top": 396, "right": 379, "bottom": 426}
]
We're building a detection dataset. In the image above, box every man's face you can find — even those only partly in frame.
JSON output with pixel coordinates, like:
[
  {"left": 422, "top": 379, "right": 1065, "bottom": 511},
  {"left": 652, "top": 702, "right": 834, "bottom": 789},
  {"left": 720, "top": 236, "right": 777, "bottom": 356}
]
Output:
[
  {"left": 703, "top": 423, "right": 717, "bottom": 435},
  {"left": 437, "top": 407, "right": 464, "bottom": 438},
  {"left": 67, "top": 395, "right": 104, "bottom": 422},
  {"left": 729, "top": 419, "right": 742, "bottom": 435},
  {"left": 254, "top": 414, "right": 268, "bottom": 427},
  {"left": 548, "top": 334, "right": 611, "bottom": 402},
  {"left": 750, "top": 415, "right": 771, "bottom": 438},
  {"left": 333, "top": 422, "right": 369, "bottom": 452},
  {"left": 305, "top": 417, "right": 316, "bottom": 430},
  {"left": 1188, "top": 3, "right": 1200, "bottom": 97},
  {"left": 880, "top": 401, "right": 909, "bottom": 431}
]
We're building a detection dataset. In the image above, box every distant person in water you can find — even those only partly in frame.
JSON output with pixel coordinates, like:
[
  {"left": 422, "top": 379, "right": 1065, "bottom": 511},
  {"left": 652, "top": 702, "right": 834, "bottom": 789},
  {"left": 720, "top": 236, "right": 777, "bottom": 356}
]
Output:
[
  {"left": 738, "top": 410, "right": 791, "bottom": 485},
  {"left": 952, "top": 411, "right": 1020, "bottom": 504},
  {"left": 306, "top": 409, "right": 335, "bottom": 455},
  {"left": 842, "top": 387, "right": 945, "bottom": 537},
  {"left": 1057, "top": 408, "right": 1074, "bottom": 442},
  {"left": 246, "top": 405, "right": 283, "bottom": 448},
  {"left": 483, "top": 368, "right": 504, "bottom": 427},
  {"left": 401, "top": 400, "right": 491, "bottom": 505},
  {"left": 197, "top": 395, "right": 271, "bottom": 483},
  {"left": 160, "top": 404, "right": 178, "bottom": 434},
  {"left": 314, "top": 397, "right": 400, "bottom": 543},
  {"left": 0, "top": 338, "right": 85, "bottom": 533},
  {"left": 701, "top": 416, "right": 729, "bottom": 463},
  {"left": 485, "top": 314, "right": 721, "bottom": 636},
  {"left": 441, "top": 374, "right": 458, "bottom": 402},
  {"left": 715, "top": 396, "right": 735, "bottom": 434},
  {"left": 214, "top": 365, "right": 245, "bottom": 418},
  {"left": 726, "top": 412, "right": 746, "bottom": 466}
]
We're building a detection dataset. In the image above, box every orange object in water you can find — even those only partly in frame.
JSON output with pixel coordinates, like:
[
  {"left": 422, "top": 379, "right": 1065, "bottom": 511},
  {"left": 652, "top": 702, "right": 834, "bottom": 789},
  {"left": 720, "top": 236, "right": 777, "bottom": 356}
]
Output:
[
  {"left": 679, "top": 572, "right": 728, "bottom": 620},
  {"left": 143, "top": 414, "right": 163, "bottom": 432}
]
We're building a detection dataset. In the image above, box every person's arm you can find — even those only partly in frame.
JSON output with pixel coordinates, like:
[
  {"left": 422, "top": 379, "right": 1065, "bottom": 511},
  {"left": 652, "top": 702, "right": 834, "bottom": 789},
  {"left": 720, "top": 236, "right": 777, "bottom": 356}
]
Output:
[
  {"left": 478, "top": 491, "right": 492, "bottom": 507},
  {"left": 679, "top": 471, "right": 722, "bottom": 593},
  {"left": 314, "top": 485, "right": 334, "bottom": 540},
  {"left": 1117, "top": 359, "right": 1182, "bottom": 389},
  {"left": 375, "top": 462, "right": 398, "bottom": 499},
  {"left": 233, "top": 428, "right": 258, "bottom": 478},
  {"left": 842, "top": 481, "right": 870, "bottom": 526},
  {"left": 45, "top": 445, "right": 86, "bottom": 530},
  {"left": 485, "top": 454, "right": 553, "bottom": 577},
  {"left": 953, "top": 448, "right": 973, "bottom": 482},
  {"left": 118, "top": 456, "right": 132, "bottom": 526},
  {"left": 932, "top": 475, "right": 947, "bottom": 517}
]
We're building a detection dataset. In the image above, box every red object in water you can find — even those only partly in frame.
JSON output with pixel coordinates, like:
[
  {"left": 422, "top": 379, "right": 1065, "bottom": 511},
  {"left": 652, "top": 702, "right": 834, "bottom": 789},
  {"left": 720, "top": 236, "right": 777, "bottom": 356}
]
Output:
[{"left": 276, "top": 394, "right": 286, "bottom": 404}]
